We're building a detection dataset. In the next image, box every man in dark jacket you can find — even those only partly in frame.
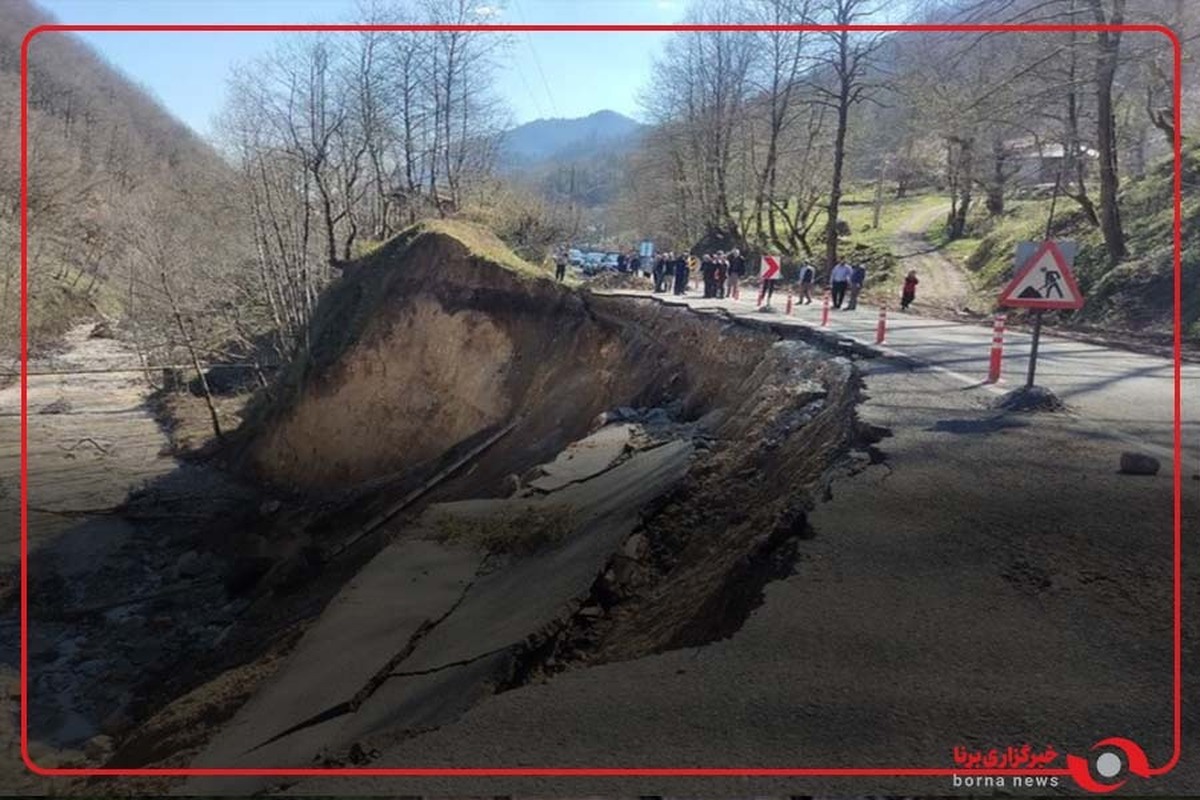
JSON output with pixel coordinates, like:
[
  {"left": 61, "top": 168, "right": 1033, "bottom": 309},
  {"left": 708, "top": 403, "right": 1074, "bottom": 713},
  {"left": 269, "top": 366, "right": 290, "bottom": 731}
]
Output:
[
  {"left": 701, "top": 254, "right": 717, "bottom": 298},
  {"left": 847, "top": 263, "right": 867, "bottom": 310},
  {"left": 673, "top": 254, "right": 689, "bottom": 295}
]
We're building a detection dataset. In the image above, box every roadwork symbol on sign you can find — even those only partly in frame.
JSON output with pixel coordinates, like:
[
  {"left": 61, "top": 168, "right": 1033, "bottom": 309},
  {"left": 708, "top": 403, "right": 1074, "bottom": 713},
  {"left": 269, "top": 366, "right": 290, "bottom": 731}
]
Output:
[
  {"left": 761, "top": 254, "right": 781, "bottom": 280},
  {"left": 999, "top": 240, "right": 1083, "bottom": 310}
]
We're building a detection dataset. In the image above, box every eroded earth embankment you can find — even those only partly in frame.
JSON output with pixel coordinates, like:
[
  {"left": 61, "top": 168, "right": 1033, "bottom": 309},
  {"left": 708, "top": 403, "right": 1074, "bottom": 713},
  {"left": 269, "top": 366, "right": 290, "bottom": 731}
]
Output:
[{"left": 23, "top": 222, "right": 871, "bottom": 786}]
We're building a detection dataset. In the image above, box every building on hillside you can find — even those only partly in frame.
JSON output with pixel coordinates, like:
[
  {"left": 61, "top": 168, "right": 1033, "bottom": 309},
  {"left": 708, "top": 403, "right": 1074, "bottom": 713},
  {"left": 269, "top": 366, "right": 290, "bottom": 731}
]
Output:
[{"left": 1006, "top": 137, "right": 1100, "bottom": 186}]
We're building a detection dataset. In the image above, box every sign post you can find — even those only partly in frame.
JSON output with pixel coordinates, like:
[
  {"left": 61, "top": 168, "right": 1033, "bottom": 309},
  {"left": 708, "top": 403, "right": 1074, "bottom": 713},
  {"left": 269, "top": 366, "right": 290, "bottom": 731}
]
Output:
[
  {"left": 1025, "top": 312, "right": 1043, "bottom": 388},
  {"left": 638, "top": 240, "right": 654, "bottom": 277},
  {"left": 997, "top": 240, "right": 1083, "bottom": 388}
]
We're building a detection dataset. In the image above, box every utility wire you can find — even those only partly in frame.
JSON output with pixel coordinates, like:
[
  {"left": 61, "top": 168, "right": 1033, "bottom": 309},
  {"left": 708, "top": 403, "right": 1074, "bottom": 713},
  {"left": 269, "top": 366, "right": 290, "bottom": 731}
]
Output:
[{"left": 512, "top": 0, "right": 559, "bottom": 117}]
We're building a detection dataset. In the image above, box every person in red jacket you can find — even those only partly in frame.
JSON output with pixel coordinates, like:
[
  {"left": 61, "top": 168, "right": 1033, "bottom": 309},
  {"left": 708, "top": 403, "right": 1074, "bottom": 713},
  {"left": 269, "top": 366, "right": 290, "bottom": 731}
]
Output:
[{"left": 901, "top": 269, "right": 919, "bottom": 311}]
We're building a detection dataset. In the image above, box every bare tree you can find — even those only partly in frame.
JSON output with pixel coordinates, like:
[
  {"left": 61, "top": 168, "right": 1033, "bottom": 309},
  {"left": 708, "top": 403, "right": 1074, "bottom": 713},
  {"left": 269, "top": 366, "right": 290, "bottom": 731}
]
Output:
[
  {"left": 809, "top": 0, "right": 887, "bottom": 269},
  {"left": 746, "top": 0, "right": 816, "bottom": 249}
]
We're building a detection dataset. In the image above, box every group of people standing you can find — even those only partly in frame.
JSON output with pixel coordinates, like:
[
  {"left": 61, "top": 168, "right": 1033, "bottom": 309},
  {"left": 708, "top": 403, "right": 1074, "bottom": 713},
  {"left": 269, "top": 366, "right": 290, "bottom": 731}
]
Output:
[
  {"left": 650, "top": 249, "right": 747, "bottom": 298},
  {"left": 560, "top": 241, "right": 921, "bottom": 311},
  {"left": 827, "top": 260, "right": 868, "bottom": 310}
]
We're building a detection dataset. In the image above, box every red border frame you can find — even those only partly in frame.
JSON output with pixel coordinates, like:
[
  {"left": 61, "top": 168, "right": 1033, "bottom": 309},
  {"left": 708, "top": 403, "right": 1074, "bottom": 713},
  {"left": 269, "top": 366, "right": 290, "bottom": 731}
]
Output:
[{"left": 18, "top": 20, "right": 1184, "bottom": 785}]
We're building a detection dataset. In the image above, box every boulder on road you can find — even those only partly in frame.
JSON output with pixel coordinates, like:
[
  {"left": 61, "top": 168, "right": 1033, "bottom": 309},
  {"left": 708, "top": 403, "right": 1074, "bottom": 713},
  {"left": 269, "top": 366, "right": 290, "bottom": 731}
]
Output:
[{"left": 1119, "top": 452, "right": 1160, "bottom": 476}]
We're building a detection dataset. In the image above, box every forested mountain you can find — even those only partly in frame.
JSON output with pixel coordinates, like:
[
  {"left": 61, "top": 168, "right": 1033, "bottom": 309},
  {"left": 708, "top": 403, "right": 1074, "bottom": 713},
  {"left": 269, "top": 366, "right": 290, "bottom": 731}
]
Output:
[
  {"left": 498, "top": 110, "right": 645, "bottom": 166},
  {"left": 0, "top": 0, "right": 244, "bottom": 359}
]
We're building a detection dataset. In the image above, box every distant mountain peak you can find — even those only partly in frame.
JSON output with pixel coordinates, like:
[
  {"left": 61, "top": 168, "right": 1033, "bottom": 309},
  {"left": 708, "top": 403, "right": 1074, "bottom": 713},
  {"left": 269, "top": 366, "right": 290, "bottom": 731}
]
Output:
[{"left": 499, "top": 110, "right": 646, "bottom": 166}]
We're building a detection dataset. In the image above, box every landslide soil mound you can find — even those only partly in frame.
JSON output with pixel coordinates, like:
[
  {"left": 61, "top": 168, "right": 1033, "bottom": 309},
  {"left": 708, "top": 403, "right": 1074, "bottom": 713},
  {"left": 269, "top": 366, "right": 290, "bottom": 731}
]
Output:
[{"left": 32, "top": 220, "right": 867, "bottom": 783}]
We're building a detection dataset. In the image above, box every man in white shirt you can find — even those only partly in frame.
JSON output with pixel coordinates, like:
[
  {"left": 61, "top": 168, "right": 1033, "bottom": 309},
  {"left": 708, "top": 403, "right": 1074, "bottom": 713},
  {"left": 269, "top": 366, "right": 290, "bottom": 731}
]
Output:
[{"left": 830, "top": 261, "right": 853, "bottom": 309}]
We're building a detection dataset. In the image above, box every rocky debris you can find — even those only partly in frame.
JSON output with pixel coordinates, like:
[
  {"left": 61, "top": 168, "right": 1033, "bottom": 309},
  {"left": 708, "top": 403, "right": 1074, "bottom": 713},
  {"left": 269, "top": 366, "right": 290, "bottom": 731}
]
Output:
[
  {"left": 771, "top": 500, "right": 813, "bottom": 540},
  {"left": 696, "top": 407, "right": 728, "bottom": 430},
  {"left": 83, "top": 734, "right": 114, "bottom": 762},
  {"left": 992, "top": 385, "right": 1066, "bottom": 412},
  {"left": 224, "top": 555, "right": 274, "bottom": 596},
  {"left": 500, "top": 473, "right": 522, "bottom": 497},
  {"left": 88, "top": 320, "right": 114, "bottom": 339},
  {"left": 1119, "top": 452, "right": 1161, "bottom": 476},
  {"left": 38, "top": 398, "right": 72, "bottom": 415},
  {"left": 174, "top": 550, "right": 205, "bottom": 579},
  {"left": 258, "top": 499, "right": 282, "bottom": 516},
  {"left": 621, "top": 532, "right": 648, "bottom": 561}
]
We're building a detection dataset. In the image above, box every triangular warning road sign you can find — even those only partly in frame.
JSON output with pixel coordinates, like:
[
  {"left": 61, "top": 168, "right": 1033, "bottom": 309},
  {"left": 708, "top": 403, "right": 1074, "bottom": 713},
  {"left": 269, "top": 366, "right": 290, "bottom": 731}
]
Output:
[{"left": 998, "top": 240, "right": 1083, "bottom": 310}]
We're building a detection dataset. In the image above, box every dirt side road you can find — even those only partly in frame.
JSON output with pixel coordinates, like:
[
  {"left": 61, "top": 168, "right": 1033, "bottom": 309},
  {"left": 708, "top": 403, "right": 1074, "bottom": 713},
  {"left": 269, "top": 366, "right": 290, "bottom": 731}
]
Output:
[{"left": 889, "top": 201, "right": 975, "bottom": 313}]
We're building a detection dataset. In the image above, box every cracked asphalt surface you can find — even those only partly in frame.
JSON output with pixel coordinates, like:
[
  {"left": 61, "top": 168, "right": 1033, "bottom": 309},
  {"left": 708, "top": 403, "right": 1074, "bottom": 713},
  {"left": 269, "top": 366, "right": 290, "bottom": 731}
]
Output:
[{"left": 274, "top": 294, "right": 1196, "bottom": 796}]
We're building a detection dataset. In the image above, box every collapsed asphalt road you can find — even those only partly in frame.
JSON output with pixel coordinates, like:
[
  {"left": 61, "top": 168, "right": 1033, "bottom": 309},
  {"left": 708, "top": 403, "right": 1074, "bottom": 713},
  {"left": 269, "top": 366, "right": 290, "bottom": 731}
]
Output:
[
  {"left": 15, "top": 223, "right": 1195, "bottom": 796},
  {"left": 277, "top": 297, "right": 1197, "bottom": 797},
  {"left": 20, "top": 223, "right": 867, "bottom": 792}
]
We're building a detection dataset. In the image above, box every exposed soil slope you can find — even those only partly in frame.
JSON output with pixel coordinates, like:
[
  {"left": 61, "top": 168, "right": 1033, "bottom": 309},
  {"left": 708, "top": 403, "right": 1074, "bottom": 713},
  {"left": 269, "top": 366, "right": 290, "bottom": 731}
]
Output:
[{"left": 21, "top": 221, "right": 865, "bottom": 789}]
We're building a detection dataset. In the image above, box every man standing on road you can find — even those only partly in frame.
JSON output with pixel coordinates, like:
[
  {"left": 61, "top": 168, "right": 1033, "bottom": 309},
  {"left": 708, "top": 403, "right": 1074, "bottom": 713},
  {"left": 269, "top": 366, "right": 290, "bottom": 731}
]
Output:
[
  {"left": 830, "top": 260, "right": 852, "bottom": 308},
  {"left": 846, "top": 262, "right": 867, "bottom": 310},
  {"left": 653, "top": 253, "right": 667, "bottom": 293},
  {"left": 554, "top": 249, "right": 568, "bottom": 282},
  {"left": 701, "top": 254, "right": 716, "bottom": 298},
  {"left": 728, "top": 248, "right": 745, "bottom": 299},
  {"left": 798, "top": 262, "right": 816, "bottom": 304},
  {"left": 674, "top": 252, "right": 690, "bottom": 295}
]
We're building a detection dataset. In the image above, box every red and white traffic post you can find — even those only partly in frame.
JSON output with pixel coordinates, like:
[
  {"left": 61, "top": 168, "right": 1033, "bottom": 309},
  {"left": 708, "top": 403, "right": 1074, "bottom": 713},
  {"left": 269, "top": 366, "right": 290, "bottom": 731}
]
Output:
[
  {"left": 986, "top": 314, "right": 1007, "bottom": 383},
  {"left": 786, "top": 288, "right": 794, "bottom": 315},
  {"left": 821, "top": 292, "right": 830, "bottom": 326},
  {"left": 875, "top": 304, "right": 888, "bottom": 344}
]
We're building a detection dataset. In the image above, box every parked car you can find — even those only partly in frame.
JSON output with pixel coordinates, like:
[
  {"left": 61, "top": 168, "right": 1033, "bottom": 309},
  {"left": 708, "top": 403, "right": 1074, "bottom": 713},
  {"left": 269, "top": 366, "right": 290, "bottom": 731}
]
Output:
[
  {"left": 567, "top": 248, "right": 584, "bottom": 266},
  {"left": 580, "top": 252, "right": 612, "bottom": 276},
  {"left": 601, "top": 253, "right": 621, "bottom": 270}
]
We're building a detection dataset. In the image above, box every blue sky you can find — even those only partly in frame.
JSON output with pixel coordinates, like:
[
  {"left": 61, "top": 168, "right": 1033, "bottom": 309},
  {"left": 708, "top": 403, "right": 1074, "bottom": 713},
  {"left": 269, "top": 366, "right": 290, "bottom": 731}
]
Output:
[{"left": 33, "top": 0, "right": 685, "bottom": 138}]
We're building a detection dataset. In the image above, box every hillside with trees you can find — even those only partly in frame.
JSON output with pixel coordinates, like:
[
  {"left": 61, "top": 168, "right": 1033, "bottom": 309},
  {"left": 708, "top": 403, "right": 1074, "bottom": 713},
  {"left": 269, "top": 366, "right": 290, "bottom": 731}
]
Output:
[
  {"left": 615, "top": 0, "right": 1197, "bottom": 335},
  {"left": 2, "top": 0, "right": 565, "bottom": 412},
  {"left": 0, "top": 0, "right": 248, "bottom": 365}
]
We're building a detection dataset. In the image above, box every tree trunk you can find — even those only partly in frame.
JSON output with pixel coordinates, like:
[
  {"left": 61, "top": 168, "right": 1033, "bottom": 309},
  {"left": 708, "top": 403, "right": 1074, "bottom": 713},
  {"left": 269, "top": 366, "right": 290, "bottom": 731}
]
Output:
[
  {"left": 1092, "top": 1, "right": 1127, "bottom": 264},
  {"left": 160, "top": 269, "right": 222, "bottom": 440},
  {"left": 949, "top": 138, "right": 973, "bottom": 239},
  {"left": 824, "top": 89, "right": 850, "bottom": 270},
  {"left": 872, "top": 157, "right": 885, "bottom": 228},
  {"left": 985, "top": 138, "right": 1006, "bottom": 216}
]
